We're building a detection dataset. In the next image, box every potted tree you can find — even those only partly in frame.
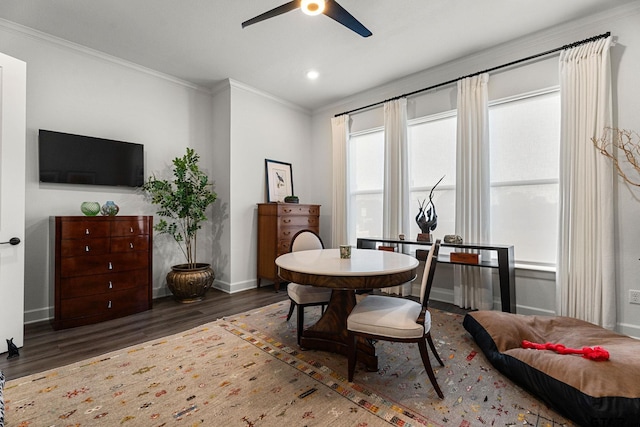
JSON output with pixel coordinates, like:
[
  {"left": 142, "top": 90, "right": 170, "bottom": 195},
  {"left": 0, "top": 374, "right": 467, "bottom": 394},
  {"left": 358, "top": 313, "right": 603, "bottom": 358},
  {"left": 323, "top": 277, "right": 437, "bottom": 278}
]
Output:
[{"left": 143, "top": 147, "right": 217, "bottom": 303}]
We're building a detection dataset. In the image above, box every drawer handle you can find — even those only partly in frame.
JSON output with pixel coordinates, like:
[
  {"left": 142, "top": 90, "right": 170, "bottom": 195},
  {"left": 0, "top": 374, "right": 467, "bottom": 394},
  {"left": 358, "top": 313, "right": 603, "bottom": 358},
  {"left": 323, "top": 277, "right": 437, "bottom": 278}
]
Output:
[
  {"left": 283, "top": 231, "right": 291, "bottom": 236},
  {"left": 284, "top": 208, "right": 292, "bottom": 213},
  {"left": 85, "top": 228, "right": 90, "bottom": 235},
  {"left": 108, "top": 281, "right": 113, "bottom": 289},
  {"left": 130, "top": 242, "right": 134, "bottom": 249},
  {"left": 85, "top": 245, "right": 90, "bottom": 252},
  {"left": 108, "top": 300, "right": 112, "bottom": 309},
  {"left": 283, "top": 219, "right": 291, "bottom": 223},
  {"left": 108, "top": 262, "right": 113, "bottom": 270}
]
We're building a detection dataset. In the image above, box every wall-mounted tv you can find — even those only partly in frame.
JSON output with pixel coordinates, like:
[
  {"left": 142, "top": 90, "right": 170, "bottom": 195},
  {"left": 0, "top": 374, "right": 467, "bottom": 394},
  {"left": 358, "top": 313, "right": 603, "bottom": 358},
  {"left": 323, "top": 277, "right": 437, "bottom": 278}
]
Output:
[{"left": 39, "top": 130, "right": 144, "bottom": 187}]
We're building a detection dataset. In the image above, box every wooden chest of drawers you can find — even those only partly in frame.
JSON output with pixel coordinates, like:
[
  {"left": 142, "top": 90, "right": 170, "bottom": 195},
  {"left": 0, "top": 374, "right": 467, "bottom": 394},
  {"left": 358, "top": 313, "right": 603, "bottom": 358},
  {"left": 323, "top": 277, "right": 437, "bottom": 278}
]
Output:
[
  {"left": 50, "top": 216, "right": 153, "bottom": 329},
  {"left": 257, "top": 203, "right": 320, "bottom": 291}
]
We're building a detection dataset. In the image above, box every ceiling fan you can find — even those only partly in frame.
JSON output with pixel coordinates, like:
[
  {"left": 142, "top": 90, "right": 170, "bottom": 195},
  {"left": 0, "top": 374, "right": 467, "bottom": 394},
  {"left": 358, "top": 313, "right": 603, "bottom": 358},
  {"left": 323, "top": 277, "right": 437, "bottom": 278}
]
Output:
[{"left": 241, "top": 0, "right": 372, "bottom": 38}]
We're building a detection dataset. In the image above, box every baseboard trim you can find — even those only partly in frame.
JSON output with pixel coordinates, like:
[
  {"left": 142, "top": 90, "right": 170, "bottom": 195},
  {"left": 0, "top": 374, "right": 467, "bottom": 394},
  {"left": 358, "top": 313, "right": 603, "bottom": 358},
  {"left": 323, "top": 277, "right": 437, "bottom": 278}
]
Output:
[
  {"left": 429, "top": 287, "right": 454, "bottom": 304},
  {"left": 24, "top": 306, "right": 51, "bottom": 325},
  {"left": 214, "top": 279, "right": 260, "bottom": 294},
  {"left": 513, "top": 304, "right": 556, "bottom": 316},
  {"left": 618, "top": 322, "right": 640, "bottom": 340}
]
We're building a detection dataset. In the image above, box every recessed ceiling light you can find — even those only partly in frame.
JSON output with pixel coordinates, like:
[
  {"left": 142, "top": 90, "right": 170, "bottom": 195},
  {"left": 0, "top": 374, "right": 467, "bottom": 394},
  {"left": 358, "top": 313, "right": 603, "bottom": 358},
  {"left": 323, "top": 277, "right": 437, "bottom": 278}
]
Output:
[{"left": 306, "top": 70, "right": 320, "bottom": 80}]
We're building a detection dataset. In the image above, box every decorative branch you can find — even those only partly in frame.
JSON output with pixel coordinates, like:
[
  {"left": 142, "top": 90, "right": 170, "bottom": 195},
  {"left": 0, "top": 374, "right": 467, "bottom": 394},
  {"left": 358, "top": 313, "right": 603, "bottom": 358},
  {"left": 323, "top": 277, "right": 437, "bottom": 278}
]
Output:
[{"left": 592, "top": 127, "right": 640, "bottom": 187}]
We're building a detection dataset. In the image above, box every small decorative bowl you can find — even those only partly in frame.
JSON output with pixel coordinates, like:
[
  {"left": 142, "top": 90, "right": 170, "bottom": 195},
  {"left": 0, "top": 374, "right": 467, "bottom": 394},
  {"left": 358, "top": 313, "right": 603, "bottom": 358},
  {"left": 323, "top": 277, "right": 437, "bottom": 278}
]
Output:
[
  {"left": 284, "top": 195, "right": 299, "bottom": 204},
  {"left": 101, "top": 201, "right": 120, "bottom": 216},
  {"left": 80, "top": 201, "right": 101, "bottom": 216}
]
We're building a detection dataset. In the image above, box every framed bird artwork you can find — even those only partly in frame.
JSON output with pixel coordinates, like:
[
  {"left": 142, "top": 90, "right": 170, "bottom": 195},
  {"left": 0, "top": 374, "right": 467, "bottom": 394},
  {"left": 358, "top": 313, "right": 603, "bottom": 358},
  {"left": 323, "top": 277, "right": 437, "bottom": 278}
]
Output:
[{"left": 265, "top": 159, "right": 294, "bottom": 202}]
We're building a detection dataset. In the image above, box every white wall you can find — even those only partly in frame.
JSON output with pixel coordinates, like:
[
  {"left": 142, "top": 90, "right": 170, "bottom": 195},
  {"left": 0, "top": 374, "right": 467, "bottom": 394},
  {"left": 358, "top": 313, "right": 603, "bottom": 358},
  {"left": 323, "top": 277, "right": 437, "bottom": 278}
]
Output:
[
  {"left": 217, "top": 80, "right": 312, "bottom": 293},
  {"left": 210, "top": 83, "right": 232, "bottom": 291},
  {"left": 310, "top": 3, "right": 640, "bottom": 336},
  {"left": 0, "top": 21, "right": 216, "bottom": 322}
]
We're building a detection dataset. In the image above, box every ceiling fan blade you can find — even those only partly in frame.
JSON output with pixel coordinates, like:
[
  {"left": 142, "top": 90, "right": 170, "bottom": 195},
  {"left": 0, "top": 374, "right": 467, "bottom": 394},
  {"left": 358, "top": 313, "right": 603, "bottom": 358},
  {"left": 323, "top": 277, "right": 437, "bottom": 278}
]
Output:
[
  {"left": 323, "top": 0, "right": 372, "bottom": 37},
  {"left": 241, "top": 1, "right": 300, "bottom": 28}
]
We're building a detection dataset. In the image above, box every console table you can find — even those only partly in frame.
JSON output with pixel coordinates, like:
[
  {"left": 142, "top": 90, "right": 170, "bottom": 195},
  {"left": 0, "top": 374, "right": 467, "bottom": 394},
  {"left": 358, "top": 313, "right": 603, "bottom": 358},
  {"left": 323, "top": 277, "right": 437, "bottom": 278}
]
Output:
[{"left": 356, "top": 237, "right": 516, "bottom": 313}]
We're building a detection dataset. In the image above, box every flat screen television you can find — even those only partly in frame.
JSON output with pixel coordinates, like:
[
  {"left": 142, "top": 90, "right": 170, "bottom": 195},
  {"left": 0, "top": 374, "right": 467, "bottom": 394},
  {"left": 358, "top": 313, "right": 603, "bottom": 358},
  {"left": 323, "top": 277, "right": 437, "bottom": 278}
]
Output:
[{"left": 39, "top": 130, "right": 144, "bottom": 187}]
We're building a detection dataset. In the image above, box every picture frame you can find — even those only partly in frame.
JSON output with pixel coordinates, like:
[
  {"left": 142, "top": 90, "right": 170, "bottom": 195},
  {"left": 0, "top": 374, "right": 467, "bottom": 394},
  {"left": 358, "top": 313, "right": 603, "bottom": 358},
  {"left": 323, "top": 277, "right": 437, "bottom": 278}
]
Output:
[{"left": 265, "top": 159, "right": 294, "bottom": 202}]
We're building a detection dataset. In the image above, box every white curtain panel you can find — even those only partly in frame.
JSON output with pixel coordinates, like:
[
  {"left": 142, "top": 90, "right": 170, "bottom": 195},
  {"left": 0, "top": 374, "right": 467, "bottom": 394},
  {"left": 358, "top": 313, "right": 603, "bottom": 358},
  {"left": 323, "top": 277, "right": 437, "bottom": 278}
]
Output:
[
  {"left": 383, "top": 98, "right": 410, "bottom": 239},
  {"left": 557, "top": 37, "right": 615, "bottom": 329},
  {"left": 382, "top": 98, "right": 411, "bottom": 296},
  {"left": 331, "top": 115, "right": 350, "bottom": 248},
  {"left": 454, "top": 73, "right": 493, "bottom": 310}
]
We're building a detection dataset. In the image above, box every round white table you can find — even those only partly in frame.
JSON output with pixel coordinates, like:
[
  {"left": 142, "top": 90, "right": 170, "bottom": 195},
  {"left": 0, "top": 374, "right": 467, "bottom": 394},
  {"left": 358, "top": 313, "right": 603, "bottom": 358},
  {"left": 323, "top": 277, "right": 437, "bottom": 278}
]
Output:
[{"left": 276, "top": 248, "right": 418, "bottom": 370}]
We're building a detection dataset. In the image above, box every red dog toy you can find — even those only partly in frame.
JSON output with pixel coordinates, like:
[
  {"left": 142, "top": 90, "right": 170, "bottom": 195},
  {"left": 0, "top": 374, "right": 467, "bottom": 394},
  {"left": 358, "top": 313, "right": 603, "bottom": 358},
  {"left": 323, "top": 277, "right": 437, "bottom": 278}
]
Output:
[{"left": 522, "top": 340, "right": 610, "bottom": 361}]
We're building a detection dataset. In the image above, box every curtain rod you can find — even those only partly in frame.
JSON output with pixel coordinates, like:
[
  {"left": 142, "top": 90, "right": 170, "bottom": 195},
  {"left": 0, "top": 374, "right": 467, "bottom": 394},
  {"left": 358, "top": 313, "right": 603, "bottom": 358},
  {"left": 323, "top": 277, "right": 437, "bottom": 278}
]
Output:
[{"left": 334, "top": 31, "right": 611, "bottom": 118}]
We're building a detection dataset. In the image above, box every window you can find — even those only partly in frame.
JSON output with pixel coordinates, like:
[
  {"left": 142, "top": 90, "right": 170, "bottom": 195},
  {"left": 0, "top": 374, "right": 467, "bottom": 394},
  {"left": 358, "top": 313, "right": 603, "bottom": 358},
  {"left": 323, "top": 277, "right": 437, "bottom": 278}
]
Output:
[
  {"left": 408, "top": 113, "right": 457, "bottom": 240},
  {"left": 348, "top": 129, "right": 384, "bottom": 243},
  {"left": 347, "top": 88, "right": 560, "bottom": 267},
  {"left": 489, "top": 89, "right": 560, "bottom": 266}
]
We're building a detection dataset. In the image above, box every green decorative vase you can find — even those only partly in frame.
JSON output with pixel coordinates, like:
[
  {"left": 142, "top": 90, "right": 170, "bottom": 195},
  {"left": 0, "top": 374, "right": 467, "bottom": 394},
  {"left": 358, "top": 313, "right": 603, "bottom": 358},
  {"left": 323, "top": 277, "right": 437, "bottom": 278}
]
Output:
[{"left": 80, "top": 201, "right": 101, "bottom": 216}]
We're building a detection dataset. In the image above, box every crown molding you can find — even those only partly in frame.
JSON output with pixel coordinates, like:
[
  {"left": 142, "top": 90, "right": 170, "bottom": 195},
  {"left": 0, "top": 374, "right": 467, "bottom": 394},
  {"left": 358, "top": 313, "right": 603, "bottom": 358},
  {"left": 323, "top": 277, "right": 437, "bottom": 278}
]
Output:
[
  {"left": 0, "top": 17, "right": 212, "bottom": 95},
  {"left": 213, "top": 78, "right": 310, "bottom": 115}
]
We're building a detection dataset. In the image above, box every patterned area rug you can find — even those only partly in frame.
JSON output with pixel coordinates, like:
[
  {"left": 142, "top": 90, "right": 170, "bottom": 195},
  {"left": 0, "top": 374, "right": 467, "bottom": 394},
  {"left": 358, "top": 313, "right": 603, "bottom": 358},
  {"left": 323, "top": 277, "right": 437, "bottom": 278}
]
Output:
[
  {"left": 4, "top": 302, "right": 574, "bottom": 426},
  {"left": 229, "top": 302, "right": 574, "bottom": 427}
]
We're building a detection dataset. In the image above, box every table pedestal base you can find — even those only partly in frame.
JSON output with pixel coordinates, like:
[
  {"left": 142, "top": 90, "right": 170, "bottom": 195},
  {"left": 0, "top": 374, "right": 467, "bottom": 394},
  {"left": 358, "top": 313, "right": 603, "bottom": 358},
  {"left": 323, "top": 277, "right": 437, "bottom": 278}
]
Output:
[{"left": 300, "top": 289, "right": 378, "bottom": 372}]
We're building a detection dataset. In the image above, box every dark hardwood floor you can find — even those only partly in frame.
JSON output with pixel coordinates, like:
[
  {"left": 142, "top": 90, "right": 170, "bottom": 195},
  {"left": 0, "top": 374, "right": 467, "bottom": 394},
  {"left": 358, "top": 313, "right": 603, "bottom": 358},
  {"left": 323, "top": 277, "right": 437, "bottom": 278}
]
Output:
[
  {"left": 0, "top": 286, "right": 289, "bottom": 381},
  {"left": 0, "top": 286, "right": 466, "bottom": 381}
]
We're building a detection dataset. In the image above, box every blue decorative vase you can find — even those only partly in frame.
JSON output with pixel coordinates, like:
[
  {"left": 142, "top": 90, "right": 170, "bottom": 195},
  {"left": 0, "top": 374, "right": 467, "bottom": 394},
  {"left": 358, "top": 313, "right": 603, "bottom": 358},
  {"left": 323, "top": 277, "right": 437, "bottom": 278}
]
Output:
[
  {"left": 80, "top": 201, "right": 101, "bottom": 216},
  {"left": 101, "top": 201, "right": 119, "bottom": 216}
]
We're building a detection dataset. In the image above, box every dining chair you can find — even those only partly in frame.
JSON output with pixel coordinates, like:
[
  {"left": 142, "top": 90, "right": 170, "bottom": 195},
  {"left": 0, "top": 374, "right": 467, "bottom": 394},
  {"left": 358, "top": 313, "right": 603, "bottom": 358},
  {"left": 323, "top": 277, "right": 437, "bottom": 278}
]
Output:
[
  {"left": 346, "top": 239, "right": 444, "bottom": 398},
  {"left": 285, "top": 229, "right": 333, "bottom": 345}
]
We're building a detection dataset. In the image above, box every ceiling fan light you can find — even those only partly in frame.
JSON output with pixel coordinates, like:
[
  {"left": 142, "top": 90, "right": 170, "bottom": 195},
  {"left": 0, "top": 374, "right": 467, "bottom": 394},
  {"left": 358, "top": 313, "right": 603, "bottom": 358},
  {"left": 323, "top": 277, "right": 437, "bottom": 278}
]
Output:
[{"left": 301, "top": 0, "right": 325, "bottom": 16}]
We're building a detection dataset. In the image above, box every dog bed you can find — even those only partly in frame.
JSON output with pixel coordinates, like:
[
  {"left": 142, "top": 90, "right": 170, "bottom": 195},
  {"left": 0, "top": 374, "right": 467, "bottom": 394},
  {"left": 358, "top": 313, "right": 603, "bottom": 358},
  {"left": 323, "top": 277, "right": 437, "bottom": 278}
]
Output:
[{"left": 463, "top": 310, "right": 640, "bottom": 427}]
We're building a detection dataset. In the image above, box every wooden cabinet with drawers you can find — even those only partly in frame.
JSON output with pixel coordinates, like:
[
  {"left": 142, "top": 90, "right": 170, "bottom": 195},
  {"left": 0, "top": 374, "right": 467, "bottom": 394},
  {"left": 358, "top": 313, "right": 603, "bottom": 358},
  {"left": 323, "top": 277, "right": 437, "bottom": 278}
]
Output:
[
  {"left": 257, "top": 203, "right": 320, "bottom": 291},
  {"left": 50, "top": 216, "right": 153, "bottom": 329}
]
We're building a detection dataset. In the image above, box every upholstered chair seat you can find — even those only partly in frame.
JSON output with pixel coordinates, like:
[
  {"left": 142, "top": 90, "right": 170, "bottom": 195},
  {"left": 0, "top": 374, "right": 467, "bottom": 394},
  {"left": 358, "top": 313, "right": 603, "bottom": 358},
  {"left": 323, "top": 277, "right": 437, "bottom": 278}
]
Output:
[
  {"left": 347, "top": 295, "right": 429, "bottom": 339},
  {"left": 287, "top": 282, "right": 332, "bottom": 306}
]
